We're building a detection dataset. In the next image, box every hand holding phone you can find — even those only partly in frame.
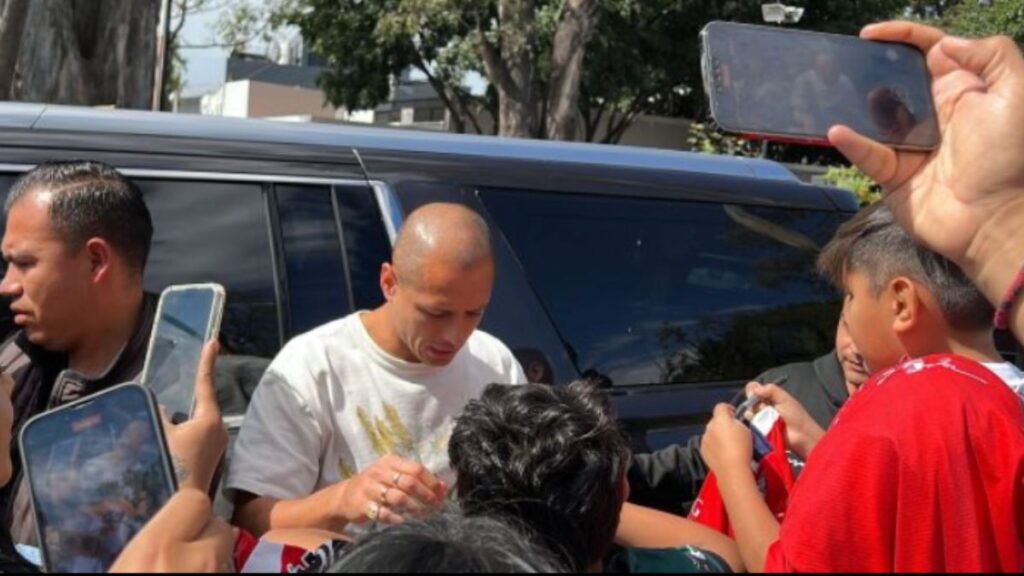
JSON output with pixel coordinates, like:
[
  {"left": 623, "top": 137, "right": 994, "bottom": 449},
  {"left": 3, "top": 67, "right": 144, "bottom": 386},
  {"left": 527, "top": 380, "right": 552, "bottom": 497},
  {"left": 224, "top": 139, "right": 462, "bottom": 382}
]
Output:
[
  {"left": 700, "top": 21, "right": 939, "bottom": 150},
  {"left": 109, "top": 488, "right": 235, "bottom": 574},
  {"left": 142, "top": 284, "right": 225, "bottom": 423},
  {"left": 159, "top": 340, "right": 228, "bottom": 494}
]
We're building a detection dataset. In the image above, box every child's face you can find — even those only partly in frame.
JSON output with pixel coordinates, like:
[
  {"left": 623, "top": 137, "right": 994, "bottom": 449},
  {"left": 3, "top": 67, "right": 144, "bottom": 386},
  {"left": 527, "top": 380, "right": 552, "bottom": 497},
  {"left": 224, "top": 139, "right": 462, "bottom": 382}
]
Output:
[{"left": 840, "top": 270, "right": 906, "bottom": 375}]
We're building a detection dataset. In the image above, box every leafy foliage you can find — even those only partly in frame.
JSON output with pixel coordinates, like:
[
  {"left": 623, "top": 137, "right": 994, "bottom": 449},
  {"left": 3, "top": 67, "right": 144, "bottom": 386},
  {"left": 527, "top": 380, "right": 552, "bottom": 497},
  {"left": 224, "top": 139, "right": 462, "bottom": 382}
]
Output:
[{"left": 822, "top": 165, "right": 883, "bottom": 205}]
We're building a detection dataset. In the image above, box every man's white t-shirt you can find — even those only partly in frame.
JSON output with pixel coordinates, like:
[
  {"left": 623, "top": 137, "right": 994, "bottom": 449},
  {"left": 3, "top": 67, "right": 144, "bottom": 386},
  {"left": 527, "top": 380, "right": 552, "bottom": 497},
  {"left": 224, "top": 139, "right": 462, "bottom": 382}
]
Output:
[{"left": 226, "top": 312, "right": 527, "bottom": 510}]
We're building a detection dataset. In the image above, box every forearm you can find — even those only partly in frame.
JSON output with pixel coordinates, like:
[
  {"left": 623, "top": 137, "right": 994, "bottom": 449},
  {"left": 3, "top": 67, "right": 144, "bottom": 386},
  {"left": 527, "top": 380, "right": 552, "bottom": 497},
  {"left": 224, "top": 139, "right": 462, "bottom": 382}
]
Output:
[
  {"left": 965, "top": 196, "right": 1024, "bottom": 342},
  {"left": 261, "top": 528, "right": 350, "bottom": 550},
  {"left": 233, "top": 485, "right": 349, "bottom": 537},
  {"left": 792, "top": 421, "right": 826, "bottom": 461},
  {"left": 717, "top": 468, "right": 779, "bottom": 573},
  {"left": 627, "top": 436, "right": 707, "bottom": 513},
  {"left": 616, "top": 503, "right": 743, "bottom": 572}
]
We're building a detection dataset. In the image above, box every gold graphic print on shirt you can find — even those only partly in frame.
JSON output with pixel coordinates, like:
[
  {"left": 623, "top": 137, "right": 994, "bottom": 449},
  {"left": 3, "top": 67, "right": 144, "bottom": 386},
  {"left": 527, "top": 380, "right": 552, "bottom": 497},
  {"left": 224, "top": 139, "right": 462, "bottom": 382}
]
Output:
[{"left": 336, "top": 403, "right": 454, "bottom": 480}]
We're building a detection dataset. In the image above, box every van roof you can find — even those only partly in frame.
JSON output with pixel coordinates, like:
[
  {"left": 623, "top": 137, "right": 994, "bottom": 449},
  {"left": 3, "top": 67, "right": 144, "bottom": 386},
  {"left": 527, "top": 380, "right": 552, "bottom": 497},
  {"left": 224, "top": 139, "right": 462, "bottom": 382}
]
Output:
[{"left": 0, "top": 103, "right": 801, "bottom": 183}]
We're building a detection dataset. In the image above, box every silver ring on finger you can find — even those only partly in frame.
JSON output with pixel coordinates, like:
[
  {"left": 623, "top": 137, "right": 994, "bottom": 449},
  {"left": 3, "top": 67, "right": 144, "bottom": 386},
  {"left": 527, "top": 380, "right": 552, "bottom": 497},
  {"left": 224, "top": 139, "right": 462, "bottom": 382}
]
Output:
[
  {"left": 366, "top": 501, "right": 380, "bottom": 521},
  {"left": 392, "top": 472, "right": 403, "bottom": 487},
  {"left": 380, "top": 485, "right": 390, "bottom": 505}
]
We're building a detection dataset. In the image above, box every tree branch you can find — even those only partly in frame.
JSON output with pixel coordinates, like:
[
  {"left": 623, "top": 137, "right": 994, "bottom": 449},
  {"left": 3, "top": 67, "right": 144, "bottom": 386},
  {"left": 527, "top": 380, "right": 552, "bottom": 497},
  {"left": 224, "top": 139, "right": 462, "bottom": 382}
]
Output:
[
  {"left": 475, "top": 27, "right": 520, "bottom": 101},
  {"left": 602, "top": 97, "right": 646, "bottom": 144}
]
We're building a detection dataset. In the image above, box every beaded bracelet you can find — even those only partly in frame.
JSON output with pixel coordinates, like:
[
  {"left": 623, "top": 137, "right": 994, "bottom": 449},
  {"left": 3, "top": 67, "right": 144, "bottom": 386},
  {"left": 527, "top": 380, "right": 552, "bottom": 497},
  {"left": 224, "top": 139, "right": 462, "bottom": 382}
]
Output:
[{"left": 993, "top": 264, "right": 1024, "bottom": 330}]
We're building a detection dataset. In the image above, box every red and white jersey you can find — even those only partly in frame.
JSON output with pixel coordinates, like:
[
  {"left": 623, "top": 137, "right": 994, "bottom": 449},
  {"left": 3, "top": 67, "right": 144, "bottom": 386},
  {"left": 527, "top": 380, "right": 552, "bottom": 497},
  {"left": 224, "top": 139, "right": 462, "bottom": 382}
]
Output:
[{"left": 765, "top": 354, "right": 1024, "bottom": 573}]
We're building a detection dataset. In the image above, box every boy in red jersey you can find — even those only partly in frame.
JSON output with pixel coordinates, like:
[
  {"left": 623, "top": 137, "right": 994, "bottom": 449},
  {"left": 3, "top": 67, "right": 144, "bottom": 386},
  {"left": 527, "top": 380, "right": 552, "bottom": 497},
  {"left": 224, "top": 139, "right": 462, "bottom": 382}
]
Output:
[{"left": 700, "top": 202, "right": 1024, "bottom": 572}]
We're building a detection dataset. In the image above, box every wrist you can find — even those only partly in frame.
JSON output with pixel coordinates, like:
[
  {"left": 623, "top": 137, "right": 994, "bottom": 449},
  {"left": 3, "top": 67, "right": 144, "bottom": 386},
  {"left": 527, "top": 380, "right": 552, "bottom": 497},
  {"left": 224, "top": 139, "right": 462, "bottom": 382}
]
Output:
[
  {"left": 323, "top": 480, "right": 358, "bottom": 529},
  {"left": 715, "top": 455, "right": 753, "bottom": 478},
  {"left": 963, "top": 193, "right": 1024, "bottom": 306},
  {"left": 792, "top": 423, "right": 824, "bottom": 461},
  {"left": 717, "top": 465, "right": 759, "bottom": 501}
]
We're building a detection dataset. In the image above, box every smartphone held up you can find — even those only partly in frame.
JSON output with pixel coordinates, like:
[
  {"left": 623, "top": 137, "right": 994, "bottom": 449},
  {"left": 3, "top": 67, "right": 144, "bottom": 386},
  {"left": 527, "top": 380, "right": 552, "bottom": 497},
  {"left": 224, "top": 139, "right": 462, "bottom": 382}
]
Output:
[
  {"left": 700, "top": 21, "right": 940, "bottom": 150},
  {"left": 20, "top": 383, "right": 177, "bottom": 572},
  {"left": 141, "top": 283, "right": 225, "bottom": 424}
]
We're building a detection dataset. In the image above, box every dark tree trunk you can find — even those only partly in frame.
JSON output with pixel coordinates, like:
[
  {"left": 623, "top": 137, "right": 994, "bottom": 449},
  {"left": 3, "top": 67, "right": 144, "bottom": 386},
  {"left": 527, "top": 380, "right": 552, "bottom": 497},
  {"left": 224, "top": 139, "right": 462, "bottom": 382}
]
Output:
[
  {"left": 12, "top": 0, "right": 159, "bottom": 109},
  {"left": 0, "top": 0, "right": 30, "bottom": 99},
  {"left": 545, "top": 0, "right": 598, "bottom": 140}
]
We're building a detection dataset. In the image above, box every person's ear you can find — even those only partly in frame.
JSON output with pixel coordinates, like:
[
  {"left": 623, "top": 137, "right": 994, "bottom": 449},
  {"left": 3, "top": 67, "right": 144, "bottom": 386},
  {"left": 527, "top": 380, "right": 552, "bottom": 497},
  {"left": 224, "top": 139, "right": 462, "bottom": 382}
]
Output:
[
  {"left": 889, "top": 277, "right": 919, "bottom": 336},
  {"left": 380, "top": 263, "right": 399, "bottom": 301},
  {"left": 84, "top": 238, "right": 113, "bottom": 284}
]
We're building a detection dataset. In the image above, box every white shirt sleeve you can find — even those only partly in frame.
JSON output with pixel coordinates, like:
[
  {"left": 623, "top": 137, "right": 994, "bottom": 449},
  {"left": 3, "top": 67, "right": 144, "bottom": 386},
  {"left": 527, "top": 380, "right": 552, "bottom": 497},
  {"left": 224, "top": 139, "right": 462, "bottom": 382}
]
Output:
[{"left": 225, "top": 362, "right": 325, "bottom": 501}]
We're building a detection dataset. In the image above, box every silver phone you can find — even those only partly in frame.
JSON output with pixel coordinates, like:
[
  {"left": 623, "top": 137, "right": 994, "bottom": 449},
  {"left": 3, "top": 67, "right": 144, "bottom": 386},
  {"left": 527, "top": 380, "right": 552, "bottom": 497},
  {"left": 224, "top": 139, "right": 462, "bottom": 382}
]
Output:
[{"left": 141, "top": 283, "right": 225, "bottom": 423}]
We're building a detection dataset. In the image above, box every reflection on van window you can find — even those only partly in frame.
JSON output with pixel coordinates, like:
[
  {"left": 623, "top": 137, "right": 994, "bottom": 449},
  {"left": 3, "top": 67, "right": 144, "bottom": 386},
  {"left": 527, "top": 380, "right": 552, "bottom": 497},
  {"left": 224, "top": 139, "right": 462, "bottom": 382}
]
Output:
[
  {"left": 276, "top": 184, "right": 350, "bottom": 335},
  {"left": 139, "top": 179, "right": 278, "bottom": 363},
  {"left": 334, "top": 186, "right": 391, "bottom": 311},
  {"left": 480, "top": 189, "right": 844, "bottom": 386}
]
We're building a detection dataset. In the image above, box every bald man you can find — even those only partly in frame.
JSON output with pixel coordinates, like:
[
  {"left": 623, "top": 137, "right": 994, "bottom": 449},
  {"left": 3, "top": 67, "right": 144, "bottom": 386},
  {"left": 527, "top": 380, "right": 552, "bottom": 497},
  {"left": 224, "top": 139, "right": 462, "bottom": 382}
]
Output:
[{"left": 227, "top": 203, "right": 526, "bottom": 537}]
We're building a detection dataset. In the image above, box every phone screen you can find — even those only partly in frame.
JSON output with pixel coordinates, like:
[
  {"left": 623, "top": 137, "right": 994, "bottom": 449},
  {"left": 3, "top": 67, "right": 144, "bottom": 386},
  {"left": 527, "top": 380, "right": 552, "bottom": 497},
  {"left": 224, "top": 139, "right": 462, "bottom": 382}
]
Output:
[
  {"left": 701, "top": 21, "right": 939, "bottom": 149},
  {"left": 142, "top": 284, "right": 224, "bottom": 422},
  {"left": 21, "top": 384, "right": 176, "bottom": 573}
]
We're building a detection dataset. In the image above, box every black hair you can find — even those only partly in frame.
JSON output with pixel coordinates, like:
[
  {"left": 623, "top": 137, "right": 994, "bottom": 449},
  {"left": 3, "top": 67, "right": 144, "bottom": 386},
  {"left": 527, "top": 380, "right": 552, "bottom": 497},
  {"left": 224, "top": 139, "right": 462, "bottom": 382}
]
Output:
[
  {"left": 818, "top": 202, "right": 994, "bottom": 332},
  {"left": 330, "top": 510, "right": 565, "bottom": 573},
  {"left": 448, "top": 379, "right": 631, "bottom": 571},
  {"left": 6, "top": 161, "right": 153, "bottom": 276}
]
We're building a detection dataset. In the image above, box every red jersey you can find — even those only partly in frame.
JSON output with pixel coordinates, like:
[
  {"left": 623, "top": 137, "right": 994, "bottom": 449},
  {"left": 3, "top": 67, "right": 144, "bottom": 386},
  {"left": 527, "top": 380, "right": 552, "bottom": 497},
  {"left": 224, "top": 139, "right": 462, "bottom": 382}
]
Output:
[{"left": 765, "top": 354, "right": 1024, "bottom": 572}]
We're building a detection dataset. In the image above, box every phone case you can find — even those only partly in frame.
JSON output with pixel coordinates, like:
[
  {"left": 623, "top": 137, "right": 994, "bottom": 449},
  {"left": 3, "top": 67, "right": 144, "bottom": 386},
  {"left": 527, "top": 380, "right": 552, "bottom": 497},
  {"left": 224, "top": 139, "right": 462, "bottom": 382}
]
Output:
[
  {"left": 19, "top": 382, "right": 178, "bottom": 572},
  {"left": 140, "top": 282, "right": 226, "bottom": 417},
  {"left": 700, "top": 20, "right": 938, "bottom": 152}
]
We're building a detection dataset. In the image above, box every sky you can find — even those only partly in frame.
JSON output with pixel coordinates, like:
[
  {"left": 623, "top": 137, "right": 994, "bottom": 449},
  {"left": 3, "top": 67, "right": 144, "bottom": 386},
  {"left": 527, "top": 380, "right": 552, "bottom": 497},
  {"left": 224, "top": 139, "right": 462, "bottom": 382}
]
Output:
[{"left": 177, "top": 4, "right": 237, "bottom": 98}]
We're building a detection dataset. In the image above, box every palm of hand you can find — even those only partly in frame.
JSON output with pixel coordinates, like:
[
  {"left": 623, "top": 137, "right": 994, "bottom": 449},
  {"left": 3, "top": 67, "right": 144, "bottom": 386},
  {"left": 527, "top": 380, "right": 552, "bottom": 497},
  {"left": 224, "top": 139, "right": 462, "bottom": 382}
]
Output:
[{"left": 882, "top": 41, "right": 1024, "bottom": 265}]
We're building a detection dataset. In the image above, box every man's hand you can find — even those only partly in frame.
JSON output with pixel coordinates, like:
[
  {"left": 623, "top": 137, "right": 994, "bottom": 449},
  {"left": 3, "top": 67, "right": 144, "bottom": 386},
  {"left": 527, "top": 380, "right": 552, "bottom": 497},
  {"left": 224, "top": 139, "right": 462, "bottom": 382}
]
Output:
[
  {"left": 110, "top": 488, "right": 235, "bottom": 573},
  {"left": 161, "top": 341, "right": 228, "bottom": 493},
  {"left": 747, "top": 383, "right": 825, "bottom": 460},
  {"left": 828, "top": 22, "right": 1024, "bottom": 301},
  {"left": 331, "top": 454, "right": 447, "bottom": 526},
  {"left": 700, "top": 404, "right": 753, "bottom": 477}
]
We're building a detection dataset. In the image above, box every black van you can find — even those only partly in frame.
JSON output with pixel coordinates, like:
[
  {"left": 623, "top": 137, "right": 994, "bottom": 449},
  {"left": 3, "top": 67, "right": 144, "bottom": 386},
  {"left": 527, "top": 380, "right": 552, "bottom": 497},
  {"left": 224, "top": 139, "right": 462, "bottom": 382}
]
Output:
[{"left": 0, "top": 103, "right": 858, "bottom": 453}]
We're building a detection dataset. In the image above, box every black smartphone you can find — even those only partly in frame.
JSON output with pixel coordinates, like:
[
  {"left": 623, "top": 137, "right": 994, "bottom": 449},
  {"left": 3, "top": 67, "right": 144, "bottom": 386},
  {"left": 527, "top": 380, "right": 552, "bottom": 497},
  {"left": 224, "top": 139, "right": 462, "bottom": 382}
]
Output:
[
  {"left": 700, "top": 21, "right": 940, "bottom": 150},
  {"left": 20, "top": 383, "right": 177, "bottom": 573},
  {"left": 141, "top": 283, "right": 225, "bottom": 423}
]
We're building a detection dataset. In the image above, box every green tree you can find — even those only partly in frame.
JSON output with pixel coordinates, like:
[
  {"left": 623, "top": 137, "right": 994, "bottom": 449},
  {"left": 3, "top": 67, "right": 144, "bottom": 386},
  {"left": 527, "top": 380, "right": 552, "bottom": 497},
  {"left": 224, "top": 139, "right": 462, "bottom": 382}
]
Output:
[
  {"left": 909, "top": 0, "right": 1024, "bottom": 44},
  {"left": 266, "top": 0, "right": 602, "bottom": 139},
  {"left": 822, "top": 165, "right": 883, "bottom": 205},
  {"left": 220, "top": 0, "right": 914, "bottom": 141}
]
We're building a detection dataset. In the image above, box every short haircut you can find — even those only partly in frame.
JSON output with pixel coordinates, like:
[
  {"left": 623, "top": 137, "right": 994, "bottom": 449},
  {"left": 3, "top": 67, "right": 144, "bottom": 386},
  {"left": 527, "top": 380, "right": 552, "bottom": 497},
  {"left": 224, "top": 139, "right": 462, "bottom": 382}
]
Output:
[
  {"left": 391, "top": 203, "right": 493, "bottom": 288},
  {"left": 448, "top": 379, "right": 631, "bottom": 571},
  {"left": 329, "top": 510, "right": 565, "bottom": 573},
  {"left": 818, "top": 202, "right": 993, "bottom": 331},
  {"left": 5, "top": 161, "right": 153, "bottom": 276}
]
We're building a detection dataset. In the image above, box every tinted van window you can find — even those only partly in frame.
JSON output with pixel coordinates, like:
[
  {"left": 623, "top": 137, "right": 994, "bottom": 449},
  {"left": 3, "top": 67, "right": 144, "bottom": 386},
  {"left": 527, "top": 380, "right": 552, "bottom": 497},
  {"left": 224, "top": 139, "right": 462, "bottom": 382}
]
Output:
[
  {"left": 480, "top": 188, "right": 844, "bottom": 386},
  {"left": 276, "top": 184, "right": 350, "bottom": 336},
  {"left": 334, "top": 186, "right": 391, "bottom": 311},
  {"left": 139, "top": 179, "right": 278, "bottom": 371}
]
